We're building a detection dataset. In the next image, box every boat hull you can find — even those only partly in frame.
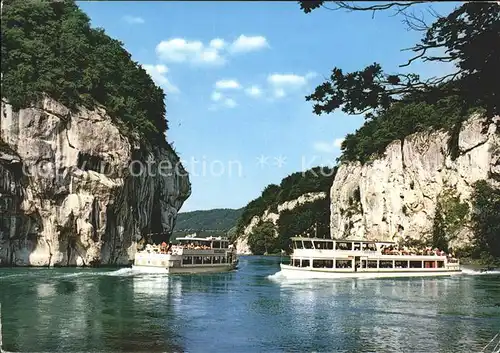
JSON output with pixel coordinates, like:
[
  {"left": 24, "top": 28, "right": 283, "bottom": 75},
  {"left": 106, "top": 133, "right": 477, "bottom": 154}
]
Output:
[
  {"left": 279, "top": 264, "right": 462, "bottom": 279},
  {"left": 131, "top": 263, "right": 237, "bottom": 274}
]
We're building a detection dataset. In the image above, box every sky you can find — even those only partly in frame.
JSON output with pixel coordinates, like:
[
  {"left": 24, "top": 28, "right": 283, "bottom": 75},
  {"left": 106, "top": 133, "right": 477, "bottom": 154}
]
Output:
[{"left": 77, "top": 1, "right": 460, "bottom": 212}]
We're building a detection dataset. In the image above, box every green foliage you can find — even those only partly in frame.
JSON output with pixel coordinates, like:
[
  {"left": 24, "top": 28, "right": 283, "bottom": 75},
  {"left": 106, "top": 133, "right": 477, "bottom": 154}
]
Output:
[
  {"left": 276, "top": 198, "right": 330, "bottom": 253},
  {"left": 174, "top": 208, "right": 244, "bottom": 232},
  {"left": 299, "top": 2, "right": 499, "bottom": 163},
  {"left": 236, "top": 166, "right": 336, "bottom": 234},
  {"left": 1, "top": 0, "right": 168, "bottom": 146},
  {"left": 440, "top": 190, "right": 470, "bottom": 238},
  {"left": 339, "top": 97, "right": 475, "bottom": 163},
  {"left": 470, "top": 181, "right": 500, "bottom": 264},
  {"left": 431, "top": 203, "right": 449, "bottom": 252},
  {"left": 300, "top": 2, "right": 499, "bottom": 117},
  {"left": 432, "top": 189, "right": 470, "bottom": 252},
  {"left": 247, "top": 221, "right": 278, "bottom": 255}
]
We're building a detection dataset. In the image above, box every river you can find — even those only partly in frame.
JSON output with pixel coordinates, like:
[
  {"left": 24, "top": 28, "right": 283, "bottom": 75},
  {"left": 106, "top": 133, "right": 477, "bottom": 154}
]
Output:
[{"left": 1, "top": 256, "right": 499, "bottom": 352}]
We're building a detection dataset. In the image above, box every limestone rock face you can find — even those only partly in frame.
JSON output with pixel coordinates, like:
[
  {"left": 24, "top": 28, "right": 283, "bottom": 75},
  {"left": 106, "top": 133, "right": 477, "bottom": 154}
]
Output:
[
  {"left": 235, "top": 192, "right": 327, "bottom": 254},
  {"left": 0, "top": 97, "right": 191, "bottom": 266},
  {"left": 330, "top": 115, "right": 499, "bottom": 249}
]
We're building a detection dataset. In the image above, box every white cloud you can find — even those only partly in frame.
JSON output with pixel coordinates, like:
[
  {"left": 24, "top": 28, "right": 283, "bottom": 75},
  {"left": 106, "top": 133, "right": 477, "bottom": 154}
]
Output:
[
  {"left": 156, "top": 38, "right": 225, "bottom": 65},
  {"left": 273, "top": 88, "right": 286, "bottom": 98},
  {"left": 265, "top": 71, "right": 317, "bottom": 99},
  {"left": 268, "top": 73, "right": 308, "bottom": 87},
  {"left": 209, "top": 38, "right": 226, "bottom": 50},
  {"left": 211, "top": 91, "right": 223, "bottom": 102},
  {"left": 313, "top": 138, "right": 345, "bottom": 153},
  {"left": 215, "top": 79, "right": 241, "bottom": 90},
  {"left": 245, "top": 85, "right": 262, "bottom": 98},
  {"left": 155, "top": 35, "right": 268, "bottom": 66},
  {"left": 142, "top": 64, "right": 179, "bottom": 94},
  {"left": 209, "top": 91, "right": 237, "bottom": 110},
  {"left": 229, "top": 35, "right": 269, "bottom": 53},
  {"left": 223, "top": 98, "right": 237, "bottom": 108},
  {"left": 123, "top": 15, "right": 144, "bottom": 24}
]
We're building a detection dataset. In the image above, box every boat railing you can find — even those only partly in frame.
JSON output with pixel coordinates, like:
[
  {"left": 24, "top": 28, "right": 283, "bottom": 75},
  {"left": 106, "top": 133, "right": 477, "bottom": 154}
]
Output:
[{"left": 481, "top": 331, "right": 500, "bottom": 353}]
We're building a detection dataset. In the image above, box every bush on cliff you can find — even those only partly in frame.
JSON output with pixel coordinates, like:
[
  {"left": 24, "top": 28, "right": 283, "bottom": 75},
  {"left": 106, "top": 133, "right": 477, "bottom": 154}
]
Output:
[
  {"left": 276, "top": 197, "right": 330, "bottom": 253},
  {"left": 1, "top": 0, "right": 168, "bottom": 146},
  {"left": 247, "top": 221, "right": 279, "bottom": 255},
  {"left": 470, "top": 181, "right": 500, "bottom": 264},
  {"left": 236, "top": 166, "right": 336, "bottom": 235}
]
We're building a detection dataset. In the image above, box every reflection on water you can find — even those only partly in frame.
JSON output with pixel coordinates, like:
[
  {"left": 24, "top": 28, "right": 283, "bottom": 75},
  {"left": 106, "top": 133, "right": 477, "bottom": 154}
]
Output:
[
  {"left": 274, "top": 274, "right": 500, "bottom": 352},
  {"left": 1, "top": 257, "right": 500, "bottom": 353}
]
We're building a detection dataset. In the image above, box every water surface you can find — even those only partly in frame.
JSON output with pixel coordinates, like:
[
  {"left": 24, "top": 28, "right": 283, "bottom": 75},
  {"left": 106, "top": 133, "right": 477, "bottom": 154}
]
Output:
[{"left": 1, "top": 256, "right": 499, "bottom": 352}]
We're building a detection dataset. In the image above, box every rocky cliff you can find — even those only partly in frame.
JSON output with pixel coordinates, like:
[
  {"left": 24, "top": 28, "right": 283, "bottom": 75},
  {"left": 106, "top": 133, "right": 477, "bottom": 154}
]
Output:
[
  {"left": 331, "top": 115, "right": 499, "bottom": 250},
  {"left": 0, "top": 97, "right": 191, "bottom": 266},
  {"left": 235, "top": 192, "right": 326, "bottom": 254}
]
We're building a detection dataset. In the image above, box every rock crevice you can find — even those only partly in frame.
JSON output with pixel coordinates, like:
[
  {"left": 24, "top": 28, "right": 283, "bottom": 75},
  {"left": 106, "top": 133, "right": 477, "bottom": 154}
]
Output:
[
  {"left": 0, "top": 97, "right": 191, "bottom": 266},
  {"left": 331, "top": 115, "right": 499, "bottom": 249}
]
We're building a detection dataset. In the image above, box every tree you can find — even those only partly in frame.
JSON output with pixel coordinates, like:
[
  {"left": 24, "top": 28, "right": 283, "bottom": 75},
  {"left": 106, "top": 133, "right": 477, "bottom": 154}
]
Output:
[
  {"left": 471, "top": 180, "right": 500, "bottom": 263},
  {"left": 298, "top": 2, "right": 500, "bottom": 118},
  {"left": 247, "top": 221, "right": 278, "bottom": 255},
  {"left": 431, "top": 203, "right": 449, "bottom": 252}
]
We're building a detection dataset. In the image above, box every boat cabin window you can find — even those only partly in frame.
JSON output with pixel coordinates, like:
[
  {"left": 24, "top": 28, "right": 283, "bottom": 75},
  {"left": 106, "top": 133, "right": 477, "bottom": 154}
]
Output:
[
  {"left": 314, "top": 241, "right": 333, "bottom": 250},
  {"left": 212, "top": 241, "right": 221, "bottom": 248},
  {"left": 221, "top": 256, "right": 227, "bottom": 263},
  {"left": 336, "top": 242, "right": 350, "bottom": 250},
  {"left": 213, "top": 256, "right": 221, "bottom": 264},
  {"left": 203, "top": 256, "right": 212, "bottom": 264},
  {"left": 379, "top": 260, "right": 393, "bottom": 268},
  {"left": 362, "top": 243, "right": 377, "bottom": 251},
  {"left": 301, "top": 259, "right": 310, "bottom": 267},
  {"left": 303, "top": 241, "right": 313, "bottom": 249},
  {"left": 437, "top": 261, "right": 444, "bottom": 268},
  {"left": 424, "top": 261, "right": 436, "bottom": 268},
  {"left": 353, "top": 242, "right": 361, "bottom": 251},
  {"left": 194, "top": 256, "right": 203, "bottom": 264},
  {"left": 313, "top": 259, "right": 333, "bottom": 268},
  {"left": 293, "top": 241, "right": 303, "bottom": 249},
  {"left": 335, "top": 260, "right": 352, "bottom": 268},
  {"left": 395, "top": 261, "right": 408, "bottom": 268},
  {"left": 182, "top": 256, "right": 192, "bottom": 265},
  {"left": 367, "top": 260, "right": 378, "bottom": 268},
  {"left": 409, "top": 261, "right": 422, "bottom": 268},
  {"left": 292, "top": 258, "right": 300, "bottom": 266}
]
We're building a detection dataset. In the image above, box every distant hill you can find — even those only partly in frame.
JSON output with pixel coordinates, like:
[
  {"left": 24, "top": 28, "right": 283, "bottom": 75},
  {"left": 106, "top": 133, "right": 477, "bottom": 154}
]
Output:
[{"left": 174, "top": 208, "right": 244, "bottom": 232}]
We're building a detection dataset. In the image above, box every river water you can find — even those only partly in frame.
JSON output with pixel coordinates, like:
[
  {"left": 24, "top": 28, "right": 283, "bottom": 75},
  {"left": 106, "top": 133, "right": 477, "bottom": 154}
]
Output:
[{"left": 1, "top": 256, "right": 499, "bottom": 353}]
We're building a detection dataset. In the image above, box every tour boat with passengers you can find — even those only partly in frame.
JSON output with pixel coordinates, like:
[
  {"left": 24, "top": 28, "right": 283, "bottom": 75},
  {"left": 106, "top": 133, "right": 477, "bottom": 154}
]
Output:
[
  {"left": 132, "top": 235, "right": 238, "bottom": 274},
  {"left": 279, "top": 237, "right": 461, "bottom": 279}
]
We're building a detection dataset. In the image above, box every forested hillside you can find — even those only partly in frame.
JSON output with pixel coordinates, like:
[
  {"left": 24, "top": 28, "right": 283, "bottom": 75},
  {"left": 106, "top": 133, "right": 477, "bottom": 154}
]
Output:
[
  {"left": 175, "top": 208, "right": 243, "bottom": 232},
  {"left": 236, "top": 166, "right": 336, "bottom": 254}
]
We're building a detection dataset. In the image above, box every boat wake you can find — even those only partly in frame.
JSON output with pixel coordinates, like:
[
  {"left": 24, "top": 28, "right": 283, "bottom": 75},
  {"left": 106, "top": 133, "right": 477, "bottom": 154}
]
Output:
[
  {"left": 54, "top": 267, "right": 136, "bottom": 279},
  {"left": 105, "top": 268, "right": 135, "bottom": 276},
  {"left": 460, "top": 267, "right": 500, "bottom": 276},
  {"left": 267, "top": 270, "right": 286, "bottom": 281}
]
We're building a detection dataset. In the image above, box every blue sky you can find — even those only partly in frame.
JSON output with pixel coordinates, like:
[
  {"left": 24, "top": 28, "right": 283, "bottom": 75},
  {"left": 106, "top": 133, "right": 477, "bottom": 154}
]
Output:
[{"left": 77, "top": 1, "right": 459, "bottom": 212}]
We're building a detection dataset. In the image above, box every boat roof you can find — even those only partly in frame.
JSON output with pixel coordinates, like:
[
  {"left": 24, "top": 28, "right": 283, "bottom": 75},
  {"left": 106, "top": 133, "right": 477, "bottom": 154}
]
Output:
[
  {"left": 290, "top": 237, "right": 395, "bottom": 244},
  {"left": 176, "top": 236, "right": 229, "bottom": 242}
]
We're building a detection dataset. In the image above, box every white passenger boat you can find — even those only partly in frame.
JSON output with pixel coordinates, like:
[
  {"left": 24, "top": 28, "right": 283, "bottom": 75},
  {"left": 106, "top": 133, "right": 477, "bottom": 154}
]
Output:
[
  {"left": 279, "top": 237, "right": 461, "bottom": 279},
  {"left": 132, "top": 236, "right": 238, "bottom": 274}
]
